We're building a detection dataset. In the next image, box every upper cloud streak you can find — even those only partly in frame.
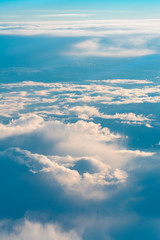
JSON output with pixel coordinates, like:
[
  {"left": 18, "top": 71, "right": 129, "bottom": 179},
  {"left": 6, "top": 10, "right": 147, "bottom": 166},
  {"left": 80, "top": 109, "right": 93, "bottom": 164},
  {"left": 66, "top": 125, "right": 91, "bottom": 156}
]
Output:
[{"left": 1, "top": 19, "right": 160, "bottom": 36}]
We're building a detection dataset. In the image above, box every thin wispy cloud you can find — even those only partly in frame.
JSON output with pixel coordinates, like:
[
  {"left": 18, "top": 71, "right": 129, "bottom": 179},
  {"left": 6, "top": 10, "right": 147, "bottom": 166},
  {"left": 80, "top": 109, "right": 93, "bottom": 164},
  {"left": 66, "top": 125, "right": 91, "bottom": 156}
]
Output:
[
  {"left": 66, "top": 38, "right": 155, "bottom": 57},
  {"left": 38, "top": 14, "right": 95, "bottom": 17}
]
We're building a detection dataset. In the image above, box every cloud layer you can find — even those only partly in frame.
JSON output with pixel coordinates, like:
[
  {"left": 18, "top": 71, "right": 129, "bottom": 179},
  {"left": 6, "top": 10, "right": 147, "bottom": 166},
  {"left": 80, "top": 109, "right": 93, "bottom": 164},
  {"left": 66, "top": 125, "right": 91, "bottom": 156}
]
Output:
[
  {"left": 0, "top": 19, "right": 159, "bottom": 57},
  {"left": 0, "top": 59, "right": 159, "bottom": 239}
]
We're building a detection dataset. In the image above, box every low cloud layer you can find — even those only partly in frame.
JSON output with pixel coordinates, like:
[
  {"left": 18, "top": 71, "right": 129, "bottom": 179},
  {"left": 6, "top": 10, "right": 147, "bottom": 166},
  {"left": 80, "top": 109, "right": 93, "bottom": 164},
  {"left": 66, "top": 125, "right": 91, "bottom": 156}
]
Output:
[
  {"left": 0, "top": 220, "right": 81, "bottom": 240},
  {"left": 0, "top": 113, "right": 155, "bottom": 199},
  {"left": 1, "top": 147, "right": 128, "bottom": 199},
  {"left": 0, "top": 80, "right": 158, "bottom": 128}
]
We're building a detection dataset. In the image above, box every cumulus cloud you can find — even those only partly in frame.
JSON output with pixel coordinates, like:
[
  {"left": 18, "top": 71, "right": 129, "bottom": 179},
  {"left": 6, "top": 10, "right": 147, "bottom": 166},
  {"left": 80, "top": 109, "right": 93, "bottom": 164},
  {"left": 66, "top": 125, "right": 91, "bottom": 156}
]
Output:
[
  {"left": 0, "top": 112, "right": 154, "bottom": 199},
  {"left": 0, "top": 115, "right": 124, "bottom": 166},
  {"left": 69, "top": 106, "right": 100, "bottom": 119},
  {"left": 0, "top": 114, "right": 44, "bottom": 139},
  {"left": 0, "top": 81, "right": 159, "bottom": 125},
  {"left": 1, "top": 113, "right": 152, "bottom": 166},
  {"left": 69, "top": 106, "right": 151, "bottom": 125},
  {"left": 1, "top": 80, "right": 160, "bottom": 106},
  {"left": 1, "top": 147, "right": 129, "bottom": 199},
  {"left": 101, "top": 112, "right": 151, "bottom": 125},
  {"left": 0, "top": 113, "right": 120, "bottom": 142},
  {"left": 0, "top": 220, "right": 81, "bottom": 240},
  {"left": 0, "top": 80, "right": 157, "bottom": 199}
]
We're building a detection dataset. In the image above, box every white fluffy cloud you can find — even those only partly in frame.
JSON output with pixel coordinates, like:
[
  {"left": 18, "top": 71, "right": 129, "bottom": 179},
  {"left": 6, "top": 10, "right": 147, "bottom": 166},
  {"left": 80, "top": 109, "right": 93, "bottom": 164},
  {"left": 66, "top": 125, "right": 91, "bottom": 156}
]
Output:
[
  {"left": 0, "top": 81, "right": 157, "bottom": 128},
  {"left": 0, "top": 220, "right": 81, "bottom": 240},
  {"left": 1, "top": 114, "right": 151, "bottom": 165},
  {"left": 1, "top": 147, "right": 128, "bottom": 199},
  {"left": 0, "top": 113, "right": 121, "bottom": 142},
  {"left": 69, "top": 106, "right": 100, "bottom": 119},
  {"left": 0, "top": 114, "right": 44, "bottom": 139},
  {"left": 0, "top": 81, "right": 157, "bottom": 199},
  {"left": 0, "top": 115, "right": 123, "bottom": 167},
  {"left": 0, "top": 113, "right": 155, "bottom": 199},
  {"left": 69, "top": 106, "right": 151, "bottom": 125}
]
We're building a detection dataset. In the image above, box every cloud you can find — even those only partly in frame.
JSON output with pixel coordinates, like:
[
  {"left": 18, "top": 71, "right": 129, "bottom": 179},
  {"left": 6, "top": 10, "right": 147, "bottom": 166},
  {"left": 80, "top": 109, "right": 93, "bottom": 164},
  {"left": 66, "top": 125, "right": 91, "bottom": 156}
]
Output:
[
  {"left": 0, "top": 80, "right": 157, "bottom": 200},
  {"left": 101, "top": 112, "right": 151, "bottom": 125},
  {"left": 117, "top": 149, "right": 155, "bottom": 157},
  {"left": 0, "top": 113, "right": 154, "bottom": 199},
  {"left": 0, "top": 114, "right": 44, "bottom": 139},
  {"left": 39, "top": 14, "right": 94, "bottom": 17},
  {"left": 1, "top": 113, "right": 154, "bottom": 162},
  {"left": 0, "top": 115, "right": 125, "bottom": 167},
  {"left": 0, "top": 19, "right": 159, "bottom": 58},
  {"left": 0, "top": 147, "right": 128, "bottom": 199},
  {"left": 1, "top": 113, "right": 153, "bottom": 167},
  {"left": 0, "top": 113, "right": 120, "bottom": 142},
  {"left": 0, "top": 220, "right": 81, "bottom": 240},
  {"left": 1, "top": 80, "right": 158, "bottom": 123},
  {"left": 0, "top": 16, "right": 160, "bottom": 239},
  {"left": 66, "top": 39, "right": 155, "bottom": 57},
  {"left": 74, "top": 39, "right": 100, "bottom": 51},
  {"left": 69, "top": 106, "right": 100, "bottom": 119},
  {"left": 69, "top": 106, "right": 151, "bottom": 126},
  {"left": 101, "top": 79, "right": 153, "bottom": 84},
  {"left": 1, "top": 19, "right": 160, "bottom": 37},
  {"left": 0, "top": 146, "right": 159, "bottom": 239}
]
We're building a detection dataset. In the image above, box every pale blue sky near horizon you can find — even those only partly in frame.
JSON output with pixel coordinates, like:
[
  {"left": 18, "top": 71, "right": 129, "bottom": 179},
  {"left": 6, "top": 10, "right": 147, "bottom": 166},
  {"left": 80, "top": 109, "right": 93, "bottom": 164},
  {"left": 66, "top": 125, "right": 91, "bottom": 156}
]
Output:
[{"left": 0, "top": 0, "right": 160, "bottom": 21}]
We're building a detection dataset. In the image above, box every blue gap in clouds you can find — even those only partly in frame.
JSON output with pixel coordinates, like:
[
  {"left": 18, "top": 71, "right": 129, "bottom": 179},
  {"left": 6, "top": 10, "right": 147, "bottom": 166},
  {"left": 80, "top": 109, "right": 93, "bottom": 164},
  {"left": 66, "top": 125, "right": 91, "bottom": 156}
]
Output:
[{"left": 1, "top": 35, "right": 160, "bottom": 83}]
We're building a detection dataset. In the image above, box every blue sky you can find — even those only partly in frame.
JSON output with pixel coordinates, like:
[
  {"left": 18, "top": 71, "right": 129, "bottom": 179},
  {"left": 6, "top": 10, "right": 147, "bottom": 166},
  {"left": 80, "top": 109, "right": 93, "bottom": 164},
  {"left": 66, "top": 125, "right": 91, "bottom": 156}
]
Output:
[{"left": 1, "top": 0, "right": 160, "bottom": 20}]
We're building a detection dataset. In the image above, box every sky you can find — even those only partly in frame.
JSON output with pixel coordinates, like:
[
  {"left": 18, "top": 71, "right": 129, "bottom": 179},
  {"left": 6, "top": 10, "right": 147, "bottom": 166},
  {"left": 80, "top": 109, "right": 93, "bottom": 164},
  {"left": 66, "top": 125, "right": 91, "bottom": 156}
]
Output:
[
  {"left": 0, "top": 0, "right": 160, "bottom": 240},
  {"left": 1, "top": 0, "right": 160, "bottom": 20}
]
